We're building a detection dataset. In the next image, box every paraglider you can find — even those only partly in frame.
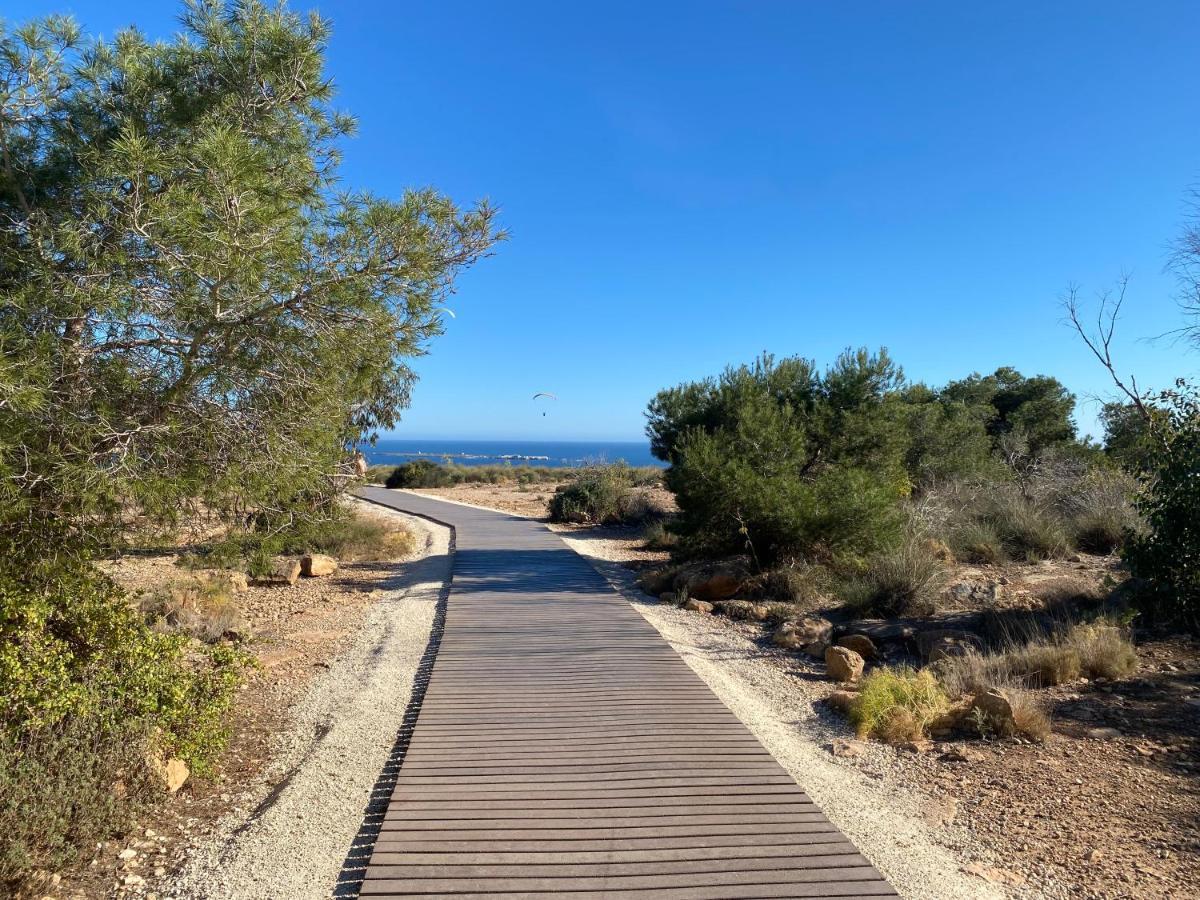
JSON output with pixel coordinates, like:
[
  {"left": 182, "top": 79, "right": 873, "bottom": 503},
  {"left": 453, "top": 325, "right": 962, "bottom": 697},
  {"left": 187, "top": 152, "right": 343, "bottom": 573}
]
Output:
[{"left": 532, "top": 392, "right": 557, "bottom": 416}]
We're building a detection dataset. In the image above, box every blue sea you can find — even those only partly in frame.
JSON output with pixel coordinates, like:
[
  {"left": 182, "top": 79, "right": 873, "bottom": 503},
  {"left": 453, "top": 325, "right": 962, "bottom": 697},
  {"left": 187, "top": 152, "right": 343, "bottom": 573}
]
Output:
[{"left": 359, "top": 439, "right": 663, "bottom": 469}]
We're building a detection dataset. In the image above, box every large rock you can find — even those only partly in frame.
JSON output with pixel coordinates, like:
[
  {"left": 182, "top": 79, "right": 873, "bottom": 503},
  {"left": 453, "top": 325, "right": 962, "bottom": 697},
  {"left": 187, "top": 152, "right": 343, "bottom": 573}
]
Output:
[
  {"left": 688, "top": 571, "right": 742, "bottom": 602},
  {"left": 836, "top": 633, "right": 878, "bottom": 660},
  {"left": 972, "top": 687, "right": 1015, "bottom": 732},
  {"left": 301, "top": 553, "right": 338, "bottom": 577},
  {"left": 682, "top": 598, "right": 713, "bottom": 614},
  {"left": 825, "top": 646, "right": 865, "bottom": 683},
  {"left": 256, "top": 558, "right": 301, "bottom": 586},
  {"left": 713, "top": 600, "right": 769, "bottom": 622},
  {"left": 772, "top": 616, "right": 832, "bottom": 655}
]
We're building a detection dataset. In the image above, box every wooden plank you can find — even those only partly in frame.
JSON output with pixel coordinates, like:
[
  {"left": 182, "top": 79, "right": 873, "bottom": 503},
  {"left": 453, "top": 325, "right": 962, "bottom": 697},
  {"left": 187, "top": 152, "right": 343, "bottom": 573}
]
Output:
[{"left": 352, "top": 487, "right": 896, "bottom": 898}]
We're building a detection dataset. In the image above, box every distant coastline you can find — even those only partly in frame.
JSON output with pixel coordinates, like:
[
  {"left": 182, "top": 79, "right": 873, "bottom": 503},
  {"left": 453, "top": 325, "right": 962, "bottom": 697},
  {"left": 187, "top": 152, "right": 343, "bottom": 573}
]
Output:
[{"left": 358, "top": 439, "right": 663, "bottom": 469}]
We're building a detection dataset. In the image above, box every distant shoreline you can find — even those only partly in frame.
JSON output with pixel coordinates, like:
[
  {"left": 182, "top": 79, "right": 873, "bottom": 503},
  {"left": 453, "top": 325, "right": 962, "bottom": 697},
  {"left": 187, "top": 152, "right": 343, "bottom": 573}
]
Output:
[{"left": 358, "top": 438, "right": 664, "bottom": 469}]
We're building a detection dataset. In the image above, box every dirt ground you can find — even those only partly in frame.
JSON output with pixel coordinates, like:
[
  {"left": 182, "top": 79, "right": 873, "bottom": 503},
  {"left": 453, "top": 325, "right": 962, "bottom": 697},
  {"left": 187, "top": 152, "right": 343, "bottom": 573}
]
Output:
[{"left": 46, "top": 501, "right": 433, "bottom": 900}]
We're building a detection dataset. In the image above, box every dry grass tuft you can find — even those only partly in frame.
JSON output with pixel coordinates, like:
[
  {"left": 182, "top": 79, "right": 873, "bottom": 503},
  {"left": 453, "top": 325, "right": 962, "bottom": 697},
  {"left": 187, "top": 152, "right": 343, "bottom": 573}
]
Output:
[
  {"left": 140, "top": 576, "right": 242, "bottom": 643},
  {"left": 850, "top": 667, "right": 951, "bottom": 743}
]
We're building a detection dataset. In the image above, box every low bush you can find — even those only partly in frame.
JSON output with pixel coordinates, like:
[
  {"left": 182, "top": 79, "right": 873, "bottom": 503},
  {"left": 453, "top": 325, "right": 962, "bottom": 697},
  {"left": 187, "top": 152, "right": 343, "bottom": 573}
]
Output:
[
  {"left": 0, "top": 563, "right": 246, "bottom": 888},
  {"left": 968, "top": 687, "right": 1051, "bottom": 741},
  {"left": 281, "top": 511, "right": 416, "bottom": 562},
  {"left": 947, "top": 519, "right": 1005, "bottom": 564},
  {"left": 642, "top": 520, "right": 679, "bottom": 550},
  {"left": 840, "top": 537, "right": 948, "bottom": 617},
  {"left": 984, "top": 494, "right": 1071, "bottom": 560},
  {"left": 385, "top": 459, "right": 454, "bottom": 488},
  {"left": 549, "top": 463, "right": 658, "bottom": 525},
  {"left": 850, "top": 667, "right": 951, "bottom": 743},
  {"left": 0, "top": 716, "right": 158, "bottom": 886},
  {"left": 140, "top": 577, "right": 243, "bottom": 644}
]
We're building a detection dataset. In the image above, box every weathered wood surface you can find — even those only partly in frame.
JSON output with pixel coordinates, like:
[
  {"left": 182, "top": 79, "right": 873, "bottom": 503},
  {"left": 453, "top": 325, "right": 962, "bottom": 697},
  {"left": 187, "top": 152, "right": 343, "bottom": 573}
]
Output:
[{"left": 355, "top": 487, "right": 895, "bottom": 899}]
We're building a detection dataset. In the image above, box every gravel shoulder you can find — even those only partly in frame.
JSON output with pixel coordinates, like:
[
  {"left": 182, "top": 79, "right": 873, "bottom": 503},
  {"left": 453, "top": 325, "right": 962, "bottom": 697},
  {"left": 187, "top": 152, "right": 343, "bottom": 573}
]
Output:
[
  {"left": 165, "top": 504, "right": 450, "bottom": 900},
  {"left": 556, "top": 529, "right": 1003, "bottom": 900}
]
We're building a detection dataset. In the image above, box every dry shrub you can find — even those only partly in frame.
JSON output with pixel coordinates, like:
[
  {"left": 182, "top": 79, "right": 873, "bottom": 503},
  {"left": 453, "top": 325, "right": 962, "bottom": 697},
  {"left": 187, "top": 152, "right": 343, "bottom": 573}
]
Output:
[
  {"left": 841, "top": 538, "right": 948, "bottom": 617},
  {"left": 140, "top": 578, "right": 241, "bottom": 643},
  {"left": 850, "top": 667, "right": 951, "bottom": 743},
  {"left": 1065, "top": 620, "right": 1138, "bottom": 679},
  {"left": 948, "top": 520, "right": 1005, "bottom": 564},
  {"left": 642, "top": 520, "right": 679, "bottom": 550},
  {"left": 1008, "top": 690, "right": 1052, "bottom": 741},
  {"left": 745, "top": 564, "right": 830, "bottom": 609},
  {"left": 299, "top": 513, "right": 416, "bottom": 562}
]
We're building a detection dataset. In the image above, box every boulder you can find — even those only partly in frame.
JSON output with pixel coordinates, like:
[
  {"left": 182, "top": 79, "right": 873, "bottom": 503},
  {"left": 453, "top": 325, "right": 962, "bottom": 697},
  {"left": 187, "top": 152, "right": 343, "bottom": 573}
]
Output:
[
  {"left": 772, "top": 617, "right": 832, "bottom": 655},
  {"left": 688, "top": 571, "right": 742, "bottom": 602},
  {"left": 836, "top": 633, "right": 878, "bottom": 660},
  {"left": 971, "top": 687, "right": 1015, "bottom": 732},
  {"left": 946, "top": 579, "right": 1003, "bottom": 607},
  {"left": 301, "top": 553, "right": 338, "bottom": 577},
  {"left": 825, "top": 646, "right": 865, "bottom": 684},
  {"left": 257, "top": 558, "right": 301, "bottom": 586},
  {"left": 682, "top": 598, "right": 714, "bottom": 614},
  {"left": 714, "top": 600, "right": 769, "bottom": 622}
]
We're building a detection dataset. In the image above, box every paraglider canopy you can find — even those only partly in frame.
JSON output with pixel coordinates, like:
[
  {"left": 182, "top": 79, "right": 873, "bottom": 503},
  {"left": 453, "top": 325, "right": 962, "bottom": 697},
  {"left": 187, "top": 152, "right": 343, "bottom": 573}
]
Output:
[{"left": 532, "top": 392, "right": 557, "bottom": 416}]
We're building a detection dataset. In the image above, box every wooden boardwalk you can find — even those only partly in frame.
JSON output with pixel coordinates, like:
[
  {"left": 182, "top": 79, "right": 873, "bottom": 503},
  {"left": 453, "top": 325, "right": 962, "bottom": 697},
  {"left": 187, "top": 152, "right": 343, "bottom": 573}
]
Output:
[{"left": 355, "top": 487, "right": 896, "bottom": 899}]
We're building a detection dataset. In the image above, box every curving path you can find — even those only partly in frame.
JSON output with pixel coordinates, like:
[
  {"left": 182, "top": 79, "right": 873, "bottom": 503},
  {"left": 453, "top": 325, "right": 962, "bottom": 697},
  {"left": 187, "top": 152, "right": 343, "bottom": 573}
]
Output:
[{"left": 354, "top": 487, "right": 896, "bottom": 899}]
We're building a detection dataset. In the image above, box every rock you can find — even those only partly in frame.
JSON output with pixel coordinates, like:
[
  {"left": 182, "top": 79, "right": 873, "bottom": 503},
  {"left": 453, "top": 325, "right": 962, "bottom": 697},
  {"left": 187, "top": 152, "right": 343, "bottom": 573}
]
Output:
[
  {"left": 972, "top": 688, "right": 1015, "bottom": 732},
  {"left": 836, "top": 633, "right": 878, "bottom": 660},
  {"left": 938, "top": 745, "right": 983, "bottom": 764},
  {"left": 1087, "top": 726, "right": 1122, "bottom": 740},
  {"left": 826, "top": 689, "right": 858, "bottom": 713},
  {"left": 301, "top": 553, "right": 338, "bottom": 577},
  {"left": 151, "top": 757, "right": 190, "bottom": 794},
  {"left": 713, "top": 600, "right": 769, "bottom": 622},
  {"left": 837, "top": 620, "right": 915, "bottom": 645},
  {"left": 772, "top": 617, "right": 833, "bottom": 653},
  {"left": 682, "top": 598, "right": 713, "bottom": 614},
  {"left": 917, "top": 628, "right": 980, "bottom": 662},
  {"left": 117, "top": 848, "right": 137, "bottom": 861},
  {"left": 257, "top": 557, "right": 301, "bottom": 586},
  {"left": 899, "top": 738, "right": 934, "bottom": 753},
  {"left": 830, "top": 738, "right": 865, "bottom": 758},
  {"left": 921, "top": 796, "right": 958, "bottom": 826},
  {"left": 637, "top": 569, "right": 675, "bottom": 596},
  {"left": 825, "top": 646, "right": 865, "bottom": 683},
  {"left": 946, "top": 580, "right": 1003, "bottom": 606},
  {"left": 687, "top": 571, "right": 742, "bottom": 602},
  {"left": 123, "top": 874, "right": 145, "bottom": 886},
  {"left": 1086, "top": 848, "right": 1105, "bottom": 863}
]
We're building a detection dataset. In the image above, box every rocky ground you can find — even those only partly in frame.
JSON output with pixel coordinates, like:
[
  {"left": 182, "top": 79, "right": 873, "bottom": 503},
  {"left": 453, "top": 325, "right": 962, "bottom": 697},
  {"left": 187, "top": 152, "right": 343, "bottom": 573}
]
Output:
[
  {"left": 46, "top": 501, "right": 444, "bottom": 900},
  {"left": 555, "top": 522, "right": 1200, "bottom": 900}
]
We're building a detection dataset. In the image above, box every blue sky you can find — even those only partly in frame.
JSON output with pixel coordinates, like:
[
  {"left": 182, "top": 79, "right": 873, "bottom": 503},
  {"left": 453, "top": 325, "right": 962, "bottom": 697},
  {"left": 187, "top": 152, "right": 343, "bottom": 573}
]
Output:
[{"left": 9, "top": 1, "right": 1200, "bottom": 441}]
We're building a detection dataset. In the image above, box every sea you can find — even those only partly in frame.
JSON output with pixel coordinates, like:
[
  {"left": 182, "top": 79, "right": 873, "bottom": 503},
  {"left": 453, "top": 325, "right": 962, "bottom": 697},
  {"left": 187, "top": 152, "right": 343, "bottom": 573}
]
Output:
[{"left": 358, "top": 439, "right": 663, "bottom": 469}]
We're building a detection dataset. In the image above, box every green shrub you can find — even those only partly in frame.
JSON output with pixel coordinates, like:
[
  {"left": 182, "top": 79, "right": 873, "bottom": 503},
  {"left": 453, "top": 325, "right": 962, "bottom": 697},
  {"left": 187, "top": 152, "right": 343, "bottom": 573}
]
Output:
[
  {"left": 0, "top": 716, "right": 158, "bottom": 887},
  {"left": 840, "top": 537, "right": 948, "bottom": 617},
  {"left": 385, "top": 459, "right": 454, "bottom": 488},
  {"left": 849, "top": 667, "right": 951, "bottom": 743},
  {"left": 278, "top": 510, "right": 416, "bottom": 562},
  {"left": 549, "top": 463, "right": 655, "bottom": 525},
  {"left": 1123, "top": 386, "right": 1200, "bottom": 628}
]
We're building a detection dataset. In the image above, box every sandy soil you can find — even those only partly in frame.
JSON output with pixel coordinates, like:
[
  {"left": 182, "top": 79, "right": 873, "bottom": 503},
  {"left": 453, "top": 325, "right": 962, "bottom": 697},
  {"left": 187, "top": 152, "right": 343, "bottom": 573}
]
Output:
[
  {"left": 71, "top": 502, "right": 450, "bottom": 900},
  {"left": 409, "top": 482, "right": 561, "bottom": 518}
]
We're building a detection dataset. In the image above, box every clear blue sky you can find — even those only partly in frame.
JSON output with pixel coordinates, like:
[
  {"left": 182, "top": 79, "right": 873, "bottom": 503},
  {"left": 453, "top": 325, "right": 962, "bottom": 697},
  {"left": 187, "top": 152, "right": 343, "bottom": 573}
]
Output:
[{"left": 10, "top": 1, "right": 1200, "bottom": 441}]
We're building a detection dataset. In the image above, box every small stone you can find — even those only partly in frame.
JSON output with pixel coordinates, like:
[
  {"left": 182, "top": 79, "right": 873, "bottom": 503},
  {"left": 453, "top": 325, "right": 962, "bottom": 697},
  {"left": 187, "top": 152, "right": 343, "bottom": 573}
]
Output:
[
  {"left": 939, "top": 746, "right": 983, "bottom": 764},
  {"left": 1086, "top": 848, "right": 1104, "bottom": 863},
  {"left": 118, "top": 848, "right": 137, "bottom": 861},
  {"left": 899, "top": 739, "right": 934, "bottom": 753},
  {"left": 826, "top": 689, "right": 858, "bottom": 713},
  {"left": 830, "top": 738, "right": 865, "bottom": 758},
  {"left": 681, "top": 598, "right": 713, "bottom": 614},
  {"left": 1087, "top": 727, "right": 1122, "bottom": 740},
  {"left": 123, "top": 873, "right": 145, "bottom": 886}
]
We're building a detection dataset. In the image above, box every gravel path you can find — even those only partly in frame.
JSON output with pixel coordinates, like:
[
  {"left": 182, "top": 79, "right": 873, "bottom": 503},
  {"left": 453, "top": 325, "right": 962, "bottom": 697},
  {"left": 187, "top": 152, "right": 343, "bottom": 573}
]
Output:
[
  {"left": 557, "top": 531, "right": 1007, "bottom": 900},
  {"left": 168, "top": 507, "right": 450, "bottom": 900}
]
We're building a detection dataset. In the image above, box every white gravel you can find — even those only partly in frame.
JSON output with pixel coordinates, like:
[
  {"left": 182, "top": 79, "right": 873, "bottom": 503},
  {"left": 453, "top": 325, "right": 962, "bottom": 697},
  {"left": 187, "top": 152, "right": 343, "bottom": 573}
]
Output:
[
  {"left": 168, "top": 505, "right": 450, "bottom": 900},
  {"left": 558, "top": 532, "right": 1007, "bottom": 900}
]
